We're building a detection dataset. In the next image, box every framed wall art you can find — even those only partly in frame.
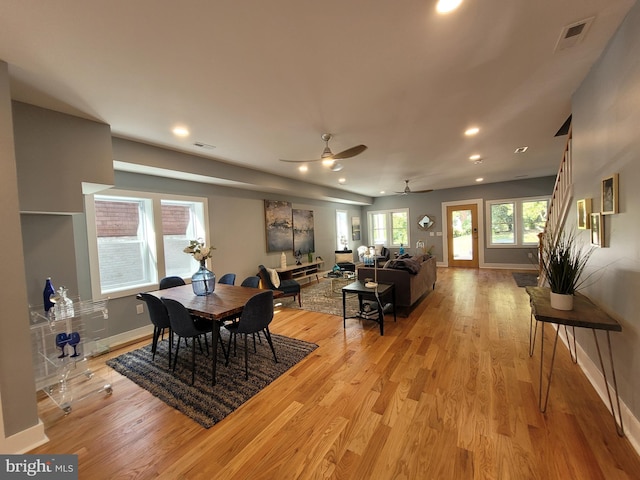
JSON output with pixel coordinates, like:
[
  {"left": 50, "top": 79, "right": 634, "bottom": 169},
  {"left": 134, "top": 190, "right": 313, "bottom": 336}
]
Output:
[
  {"left": 577, "top": 198, "right": 592, "bottom": 229},
  {"left": 292, "top": 209, "right": 315, "bottom": 254},
  {"left": 601, "top": 174, "right": 619, "bottom": 215},
  {"left": 590, "top": 212, "right": 603, "bottom": 247},
  {"left": 351, "top": 216, "right": 361, "bottom": 241},
  {"left": 264, "top": 200, "right": 293, "bottom": 252}
]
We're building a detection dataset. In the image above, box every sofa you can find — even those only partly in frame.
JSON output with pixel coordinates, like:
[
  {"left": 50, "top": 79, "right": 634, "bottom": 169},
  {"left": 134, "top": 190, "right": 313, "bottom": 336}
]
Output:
[{"left": 357, "top": 253, "right": 436, "bottom": 315}]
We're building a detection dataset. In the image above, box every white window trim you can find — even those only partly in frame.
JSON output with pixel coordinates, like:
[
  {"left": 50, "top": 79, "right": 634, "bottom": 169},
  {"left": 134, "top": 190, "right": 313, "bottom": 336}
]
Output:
[
  {"left": 485, "top": 196, "right": 549, "bottom": 248},
  {"left": 85, "top": 189, "right": 209, "bottom": 299},
  {"left": 367, "top": 208, "right": 410, "bottom": 248}
]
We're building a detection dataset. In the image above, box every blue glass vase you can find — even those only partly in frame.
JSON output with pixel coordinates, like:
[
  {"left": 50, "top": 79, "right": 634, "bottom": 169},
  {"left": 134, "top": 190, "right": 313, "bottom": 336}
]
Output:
[{"left": 192, "top": 261, "right": 215, "bottom": 295}]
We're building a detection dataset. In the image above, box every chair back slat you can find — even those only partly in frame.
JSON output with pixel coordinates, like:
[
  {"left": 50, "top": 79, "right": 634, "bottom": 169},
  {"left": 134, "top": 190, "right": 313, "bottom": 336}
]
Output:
[
  {"left": 161, "top": 298, "right": 202, "bottom": 337},
  {"left": 160, "top": 276, "right": 186, "bottom": 290},
  {"left": 137, "top": 293, "right": 171, "bottom": 329}
]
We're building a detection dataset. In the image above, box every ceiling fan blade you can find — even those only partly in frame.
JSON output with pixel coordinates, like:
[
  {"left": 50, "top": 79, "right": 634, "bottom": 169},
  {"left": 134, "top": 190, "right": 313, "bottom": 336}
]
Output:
[
  {"left": 279, "top": 157, "right": 324, "bottom": 163},
  {"left": 331, "top": 144, "right": 367, "bottom": 160},
  {"left": 411, "top": 188, "right": 434, "bottom": 193}
]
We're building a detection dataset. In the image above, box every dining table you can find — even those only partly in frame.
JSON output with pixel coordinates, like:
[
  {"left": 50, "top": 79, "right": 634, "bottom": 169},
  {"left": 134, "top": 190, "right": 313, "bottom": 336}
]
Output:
[{"left": 147, "top": 283, "right": 273, "bottom": 385}]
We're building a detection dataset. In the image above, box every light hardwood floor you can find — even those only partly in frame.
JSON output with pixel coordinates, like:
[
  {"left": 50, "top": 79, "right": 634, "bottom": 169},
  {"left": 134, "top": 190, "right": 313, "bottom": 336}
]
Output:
[{"left": 30, "top": 268, "right": 640, "bottom": 479}]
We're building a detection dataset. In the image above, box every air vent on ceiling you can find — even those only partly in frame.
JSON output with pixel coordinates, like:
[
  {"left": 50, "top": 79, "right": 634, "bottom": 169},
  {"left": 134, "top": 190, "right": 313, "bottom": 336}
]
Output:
[
  {"left": 555, "top": 17, "right": 594, "bottom": 52},
  {"left": 514, "top": 146, "right": 528, "bottom": 154},
  {"left": 193, "top": 142, "right": 216, "bottom": 150}
]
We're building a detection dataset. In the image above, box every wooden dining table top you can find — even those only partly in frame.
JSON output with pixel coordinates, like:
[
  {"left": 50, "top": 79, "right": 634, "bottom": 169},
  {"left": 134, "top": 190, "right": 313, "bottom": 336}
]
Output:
[{"left": 147, "top": 283, "right": 270, "bottom": 321}]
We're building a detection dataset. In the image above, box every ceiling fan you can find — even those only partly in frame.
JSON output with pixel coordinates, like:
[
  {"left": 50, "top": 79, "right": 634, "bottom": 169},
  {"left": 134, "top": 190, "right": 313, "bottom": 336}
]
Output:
[
  {"left": 395, "top": 179, "right": 433, "bottom": 195},
  {"left": 279, "top": 133, "right": 367, "bottom": 165}
]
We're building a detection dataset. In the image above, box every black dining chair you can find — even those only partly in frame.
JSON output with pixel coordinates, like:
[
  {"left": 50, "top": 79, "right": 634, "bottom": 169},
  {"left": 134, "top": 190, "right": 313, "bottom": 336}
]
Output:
[
  {"left": 218, "top": 273, "right": 236, "bottom": 285},
  {"left": 257, "top": 264, "right": 301, "bottom": 306},
  {"left": 161, "top": 297, "right": 214, "bottom": 385},
  {"left": 224, "top": 290, "right": 277, "bottom": 380},
  {"left": 240, "top": 276, "right": 260, "bottom": 288},
  {"left": 137, "top": 293, "right": 172, "bottom": 367},
  {"left": 159, "top": 276, "right": 186, "bottom": 290}
]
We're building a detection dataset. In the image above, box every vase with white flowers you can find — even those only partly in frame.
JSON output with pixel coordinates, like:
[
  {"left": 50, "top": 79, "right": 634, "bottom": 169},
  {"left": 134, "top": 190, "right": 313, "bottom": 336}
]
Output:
[{"left": 184, "top": 239, "right": 216, "bottom": 295}]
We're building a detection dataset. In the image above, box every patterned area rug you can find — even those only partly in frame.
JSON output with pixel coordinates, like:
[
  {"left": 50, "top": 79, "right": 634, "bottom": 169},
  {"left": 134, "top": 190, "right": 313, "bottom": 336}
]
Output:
[
  {"left": 281, "top": 280, "right": 361, "bottom": 317},
  {"left": 106, "top": 331, "right": 317, "bottom": 428},
  {"left": 512, "top": 272, "right": 539, "bottom": 287}
]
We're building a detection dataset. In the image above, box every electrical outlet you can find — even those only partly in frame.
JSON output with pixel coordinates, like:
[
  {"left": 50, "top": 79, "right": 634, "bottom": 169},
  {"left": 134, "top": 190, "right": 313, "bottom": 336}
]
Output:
[{"left": 136, "top": 304, "right": 144, "bottom": 314}]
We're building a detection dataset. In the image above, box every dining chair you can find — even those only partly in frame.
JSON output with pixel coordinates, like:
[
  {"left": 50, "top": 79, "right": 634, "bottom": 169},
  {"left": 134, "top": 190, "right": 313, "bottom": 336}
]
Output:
[
  {"left": 257, "top": 264, "right": 301, "bottom": 306},
  {"left": 161, "top": 297, "right": 214, "bottom": 385},
  {"left": 240, "top": 276, "right": 261, "bottom": 288},
  {"left": 218, "top": 273, "right": 236, "bottom": 285},
  {"left": 224, "top": 290, "right": 278, "bottom": 380},
  {"left": 136, "top": 293, "right": 172, "bottom": 368},
  {"left": 159, "top": 276, "right": 186, "bottom": 290}
]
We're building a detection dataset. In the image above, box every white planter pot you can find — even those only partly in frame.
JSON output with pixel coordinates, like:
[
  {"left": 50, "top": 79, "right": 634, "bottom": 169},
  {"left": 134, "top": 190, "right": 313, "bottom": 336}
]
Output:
[{"left": 550, "top": 292, "right": 574, "bottom": 311}]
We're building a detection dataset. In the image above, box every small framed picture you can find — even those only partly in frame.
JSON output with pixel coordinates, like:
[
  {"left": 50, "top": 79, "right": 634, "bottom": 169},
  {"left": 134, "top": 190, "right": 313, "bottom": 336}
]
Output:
[
  {"left": 577, "top": 198, "right": 592, "bottom": 229},
  {"left": 601, "top": 174, "right": 619, "bottom": 215},
  {"left": 590, "top": 212, "right": 603, "bottom": 247}
]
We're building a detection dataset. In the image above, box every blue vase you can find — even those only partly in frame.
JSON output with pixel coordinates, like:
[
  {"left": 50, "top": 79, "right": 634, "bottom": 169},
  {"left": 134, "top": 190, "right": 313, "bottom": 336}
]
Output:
[
  {"left": 192, "top": 261, "right": 215, "bottom": 295},
  {"left": 43, "top": 277, "right": 55, "bottom": 313}
]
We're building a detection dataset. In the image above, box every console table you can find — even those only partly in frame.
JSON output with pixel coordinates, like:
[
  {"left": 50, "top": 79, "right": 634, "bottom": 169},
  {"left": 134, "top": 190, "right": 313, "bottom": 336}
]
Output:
[
  {"left": 525, "top": 286, "right": 624, "bottom": 436},
  {"left": 276, "top": 260, "right": 325, "bottom": 285}
]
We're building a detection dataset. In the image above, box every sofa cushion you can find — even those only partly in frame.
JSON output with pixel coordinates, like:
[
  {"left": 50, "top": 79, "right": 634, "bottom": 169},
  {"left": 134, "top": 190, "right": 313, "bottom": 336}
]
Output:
[{"left": 385, "top": 258, "right": 422, "bottom": 274}]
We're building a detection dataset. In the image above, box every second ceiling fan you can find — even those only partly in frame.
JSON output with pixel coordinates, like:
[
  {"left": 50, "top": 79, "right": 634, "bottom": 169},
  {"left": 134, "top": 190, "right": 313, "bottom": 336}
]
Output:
[
  {"left": 395, "top": 179, "right": 433, "bottom": 195},
  {"left": 279, "top": 133, "right": 367, "bottom": 165}
]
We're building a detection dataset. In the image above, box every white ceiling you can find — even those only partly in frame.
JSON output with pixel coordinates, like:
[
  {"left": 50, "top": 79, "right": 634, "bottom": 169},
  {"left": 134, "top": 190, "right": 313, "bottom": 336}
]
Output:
[{"left": 1, "top": 0, "right": 635, "bottom": 198}]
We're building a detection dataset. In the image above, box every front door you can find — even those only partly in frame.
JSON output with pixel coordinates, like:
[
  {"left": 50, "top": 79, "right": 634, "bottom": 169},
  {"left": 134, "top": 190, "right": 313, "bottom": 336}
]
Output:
[{"left": 447, "top": 204, "right": 479, "bottom": 268}]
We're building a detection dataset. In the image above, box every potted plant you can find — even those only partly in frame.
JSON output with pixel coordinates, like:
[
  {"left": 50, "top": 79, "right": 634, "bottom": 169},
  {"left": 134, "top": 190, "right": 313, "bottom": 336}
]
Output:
[{"left": 540, "top": 229, "right": 594, "bottom": 310}]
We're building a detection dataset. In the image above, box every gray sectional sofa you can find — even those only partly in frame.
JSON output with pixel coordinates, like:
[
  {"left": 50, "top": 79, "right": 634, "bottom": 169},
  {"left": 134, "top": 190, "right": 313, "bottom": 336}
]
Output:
[{"left": 357, "top": 253, "right": 437, "bottom": 315}]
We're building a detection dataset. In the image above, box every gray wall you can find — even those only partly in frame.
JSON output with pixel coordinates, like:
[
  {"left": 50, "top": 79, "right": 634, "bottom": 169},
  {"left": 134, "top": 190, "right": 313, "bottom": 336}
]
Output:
[
  {"left": 0, "top": 62, "right": 38, "bottom": 439},
  {"left": 361, "top": 176, "right": 556, "bottom": 265},
  {"left": 571, "top": 3, "right": 640, "bottom": 422}
]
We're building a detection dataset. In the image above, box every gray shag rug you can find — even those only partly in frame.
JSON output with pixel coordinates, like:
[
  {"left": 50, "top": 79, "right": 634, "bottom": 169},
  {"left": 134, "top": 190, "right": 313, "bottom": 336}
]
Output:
[
  {"left": 512, "top": 272, "right": 539, "bottom": 287},
  {"left": 106, "top": 330, "right": 317, "bottom": 428},
  {"left": 281, "top": 280, "right": 361, "bottom": 317}
]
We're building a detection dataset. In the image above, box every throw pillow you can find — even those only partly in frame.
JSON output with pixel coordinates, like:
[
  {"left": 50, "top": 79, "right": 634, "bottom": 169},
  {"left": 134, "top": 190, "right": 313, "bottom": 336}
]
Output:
[
  {"left": 374, "top": 244, "right": 383, "bottom": 256},
  {"left": 266, "top": 267, "right": 280, "bottom": 288}
]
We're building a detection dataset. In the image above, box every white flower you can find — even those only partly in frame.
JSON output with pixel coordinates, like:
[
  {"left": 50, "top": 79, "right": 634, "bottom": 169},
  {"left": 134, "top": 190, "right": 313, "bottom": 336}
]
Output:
[{"left": 184, "top": 239, "right": 215, "bottom": 261}]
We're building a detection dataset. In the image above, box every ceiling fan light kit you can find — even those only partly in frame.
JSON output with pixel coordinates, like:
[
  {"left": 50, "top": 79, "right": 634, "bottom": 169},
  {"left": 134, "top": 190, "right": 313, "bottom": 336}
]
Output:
[{"left": 279, "top": 133, "right": 367, "bottom": 166}]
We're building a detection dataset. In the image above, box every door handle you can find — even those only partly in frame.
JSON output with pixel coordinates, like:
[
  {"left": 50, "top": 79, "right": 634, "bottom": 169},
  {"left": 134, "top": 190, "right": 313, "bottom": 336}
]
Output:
[{"left": 473, "top": 227, "right": 478, "bottom": 239}]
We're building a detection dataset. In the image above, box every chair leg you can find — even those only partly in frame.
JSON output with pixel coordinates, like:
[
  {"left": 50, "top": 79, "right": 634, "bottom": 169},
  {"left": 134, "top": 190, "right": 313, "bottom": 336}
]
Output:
[
  {"left": 263, "top": 327, "right": 278, "bottom": 363},
  {"left": 191, "top": 338, "right": 196, "bottom": 385},
  {"left": 298, "top": 292, "right": 301, "bottom": 306},
  {"left": 152, "top": 326, "right": 159, "bottom": 360},
  {"left": 226, "top": 332, "right": 233, "bottom": 367},
  {"left": 244, "top": 333, "right": 249, "bottom": 380},
  {"left": 173, "top": 336, "right": 181, "bottom": 371},
  {"left": 218, "top": 330, "right": 229, "bottom": 362}
]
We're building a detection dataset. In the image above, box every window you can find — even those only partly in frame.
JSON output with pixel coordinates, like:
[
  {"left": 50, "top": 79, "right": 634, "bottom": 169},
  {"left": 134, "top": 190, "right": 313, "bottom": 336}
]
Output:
[
  {"left": 336, "top": 210, "right": 349, "bottom": 250},
  {"left": 86, "top": 190, "right": 208, "bottom": 298},
  {"left": 367, "top": 209, "right": 409, "bottom": 247},
  {"left": 486, "top": 197, "right": 548, "bottom": 247}
]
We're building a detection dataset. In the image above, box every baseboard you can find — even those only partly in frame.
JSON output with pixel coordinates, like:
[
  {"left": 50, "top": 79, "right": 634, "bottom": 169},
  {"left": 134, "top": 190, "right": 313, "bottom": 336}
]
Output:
[
  {"left": 86, "top": 325, "right": 154, "bottom": 357},
  {"left": 0, "top": 419, "right": 48, "bottom": 454},
  {"left": 481, "top": 262, "right": 538, "bottom": 270},
  {"left": 556, "top": 326, "right": 640, "bottom": 455}
]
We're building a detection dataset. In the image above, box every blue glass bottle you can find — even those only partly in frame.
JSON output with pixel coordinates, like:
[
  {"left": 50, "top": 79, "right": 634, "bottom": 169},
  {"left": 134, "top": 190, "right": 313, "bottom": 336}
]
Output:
[
  {"left": 191, "top": 261, "right": 216, "bottom": 295},
  {"left": 43, "top": 277, "right": 55, "bottom": 313}
]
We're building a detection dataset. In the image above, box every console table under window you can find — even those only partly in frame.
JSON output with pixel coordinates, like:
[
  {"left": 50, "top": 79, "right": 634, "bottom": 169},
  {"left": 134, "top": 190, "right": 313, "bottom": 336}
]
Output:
[{"left": 525, "top": 286, "right": 624, "bottom": 436}]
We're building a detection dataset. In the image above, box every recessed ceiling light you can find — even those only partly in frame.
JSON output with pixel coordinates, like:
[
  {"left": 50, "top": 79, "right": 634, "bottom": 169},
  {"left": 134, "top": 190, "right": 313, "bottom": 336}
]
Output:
[
  {"left": 469, "top": 154, "right": 481, "bottom": 161},
  {"left": 298, "top": 165, "right": 308, "bottom": 173},
  {"left": 476, "top": 177, "right": 484, "bottom": 182},
  {"left": 380, "top": 191, "right": 386, "bottom": 195},
  {"left": 172, "top": 126, "right": 190, "bottom": 137},
  {"left": 436, "top": 0, "right": 463, "bottom": 14},
  {"left": 464, "top": 127, "right": 479, "bottom": 136},
  {"left": 338, "top": 178, "right": 346, "bottom": 184},
  {"left": 514, "top": 146, "right": 528, "bottom": 153}
]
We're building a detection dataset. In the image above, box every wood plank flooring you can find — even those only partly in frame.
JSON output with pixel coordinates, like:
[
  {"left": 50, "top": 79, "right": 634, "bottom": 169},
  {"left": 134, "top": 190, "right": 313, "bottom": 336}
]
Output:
[{"left": 30, "top": 268, "right": 640, "bottom": 479}]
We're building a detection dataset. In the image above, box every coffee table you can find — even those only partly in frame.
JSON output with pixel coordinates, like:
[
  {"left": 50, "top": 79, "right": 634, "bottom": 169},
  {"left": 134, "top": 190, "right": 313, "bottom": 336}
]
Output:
[
  {"left": 341, "top": 280, "right": 396, "bottom": 335},
  {"left": 324, "top": 272, "right": 356, "bottom": 297}
]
